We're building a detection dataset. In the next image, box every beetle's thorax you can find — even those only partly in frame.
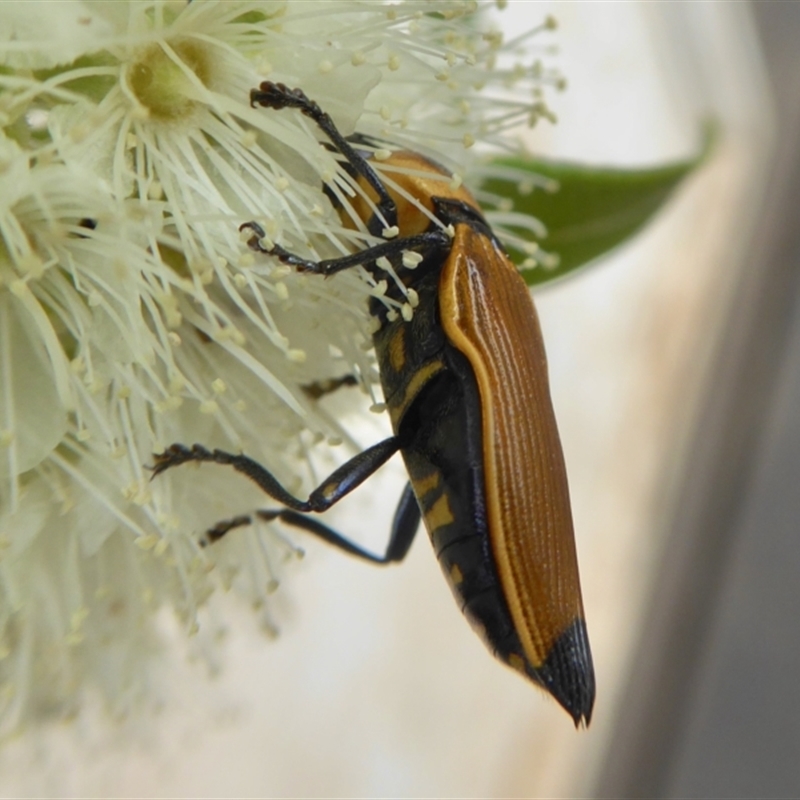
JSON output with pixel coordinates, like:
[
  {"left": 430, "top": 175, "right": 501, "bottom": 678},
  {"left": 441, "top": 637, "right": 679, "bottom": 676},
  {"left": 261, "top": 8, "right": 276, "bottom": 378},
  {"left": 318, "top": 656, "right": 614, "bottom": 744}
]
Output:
[{"left": 340, "top": 149, "right": 483, "bottom": 238}]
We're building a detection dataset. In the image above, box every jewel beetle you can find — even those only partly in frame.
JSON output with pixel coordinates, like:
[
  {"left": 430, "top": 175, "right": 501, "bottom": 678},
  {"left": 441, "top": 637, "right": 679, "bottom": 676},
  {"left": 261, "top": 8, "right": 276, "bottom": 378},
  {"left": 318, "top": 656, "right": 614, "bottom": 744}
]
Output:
[{"left": 152, "top": 82, "right": 595, "bottom": 725}]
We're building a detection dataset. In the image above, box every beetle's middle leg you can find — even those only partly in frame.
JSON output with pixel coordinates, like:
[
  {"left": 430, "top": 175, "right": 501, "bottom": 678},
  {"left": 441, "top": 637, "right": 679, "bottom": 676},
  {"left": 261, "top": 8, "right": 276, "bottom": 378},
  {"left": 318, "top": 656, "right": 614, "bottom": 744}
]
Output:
[{"left": 151, "top": 436, "right": 401, "bottom": 515}]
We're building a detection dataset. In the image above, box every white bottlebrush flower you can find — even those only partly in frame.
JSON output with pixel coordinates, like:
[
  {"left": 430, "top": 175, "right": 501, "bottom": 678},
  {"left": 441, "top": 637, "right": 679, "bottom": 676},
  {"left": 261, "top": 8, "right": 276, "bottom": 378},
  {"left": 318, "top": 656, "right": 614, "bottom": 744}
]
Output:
[{"left": 0, "top": 0, "right": 559, "bottom": 731}]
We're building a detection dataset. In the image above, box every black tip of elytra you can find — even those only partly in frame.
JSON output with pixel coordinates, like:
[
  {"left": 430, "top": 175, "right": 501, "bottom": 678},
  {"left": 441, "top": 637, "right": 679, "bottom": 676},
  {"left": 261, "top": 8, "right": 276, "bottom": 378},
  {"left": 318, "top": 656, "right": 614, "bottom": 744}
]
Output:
[{"left": 536, "top": 618, "right": 596, "bottom": 727}]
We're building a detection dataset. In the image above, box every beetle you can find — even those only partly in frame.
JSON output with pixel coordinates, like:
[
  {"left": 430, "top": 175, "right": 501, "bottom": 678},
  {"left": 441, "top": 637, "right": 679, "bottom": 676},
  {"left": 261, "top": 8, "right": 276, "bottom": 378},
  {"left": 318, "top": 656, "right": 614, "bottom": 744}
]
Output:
[{"left": 152, "top": 82, "right": 595, "bottom": 725}]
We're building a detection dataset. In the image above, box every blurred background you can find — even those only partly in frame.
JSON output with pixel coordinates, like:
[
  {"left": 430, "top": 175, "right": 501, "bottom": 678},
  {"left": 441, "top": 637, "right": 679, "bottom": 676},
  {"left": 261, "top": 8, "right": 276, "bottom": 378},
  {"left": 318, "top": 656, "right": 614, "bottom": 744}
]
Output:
[{"left": 1, "top": 1, "right": 799, "bottom": 797}]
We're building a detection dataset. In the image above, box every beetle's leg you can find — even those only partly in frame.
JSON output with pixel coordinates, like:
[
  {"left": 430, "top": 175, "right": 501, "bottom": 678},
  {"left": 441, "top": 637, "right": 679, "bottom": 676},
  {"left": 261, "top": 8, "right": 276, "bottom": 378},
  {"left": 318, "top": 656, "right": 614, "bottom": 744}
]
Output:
[
  {"left": 250, "top": 81, "right": 396, "bottom": 229},
  {"left": 301, "top": 374, "right": 359, "bottom": 400},
  {"left": 150, "top": 437, "right": 401, "bottom": 514},
  {"left": 241, "top": 220, "right": 449, "bottom": 278},
  {"left": 386, "top": 482, "right": 421, "bottom": 562},
  {"left": 258, "top": 508, "right": 409, "bottom": 564},
  {"left": 203, "top": 514, "right": 254, "bottom": 545},
  {"left": 197, "top": 482, "right": 421, "bottom": 565},
  {"left": 259, "top": 482, "right": 420, "bottom": 563}
]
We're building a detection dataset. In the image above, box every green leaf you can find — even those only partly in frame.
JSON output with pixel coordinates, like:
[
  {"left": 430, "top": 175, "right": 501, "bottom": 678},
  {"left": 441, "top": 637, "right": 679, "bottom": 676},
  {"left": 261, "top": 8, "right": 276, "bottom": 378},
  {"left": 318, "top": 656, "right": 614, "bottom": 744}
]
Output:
[{"left": 479, "top": 122, "right": 716, "bottom": 286}]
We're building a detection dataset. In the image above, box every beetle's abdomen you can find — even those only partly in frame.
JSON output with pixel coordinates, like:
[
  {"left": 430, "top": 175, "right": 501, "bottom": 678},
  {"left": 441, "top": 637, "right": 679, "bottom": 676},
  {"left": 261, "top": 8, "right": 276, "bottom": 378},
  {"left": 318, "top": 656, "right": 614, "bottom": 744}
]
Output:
[
  {"left": 399, "top": 339, "right": 594, "bottom": 724},
  {"left": 372, "top": 276, "right": 528, "bottom": 665},
  {"left": 397, "top": 359, "right": 532, "bottom": 663}
]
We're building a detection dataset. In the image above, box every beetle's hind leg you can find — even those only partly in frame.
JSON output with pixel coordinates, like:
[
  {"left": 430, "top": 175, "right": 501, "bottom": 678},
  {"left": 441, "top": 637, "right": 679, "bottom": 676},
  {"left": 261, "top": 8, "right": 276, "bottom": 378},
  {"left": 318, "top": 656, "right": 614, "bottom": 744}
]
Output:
[
  {"left": 200, "top": 513, "right": 254, "bottom": 546},
  {"left": 254, "top": 508, "right": 409, "bottom": 564},
  {"left": 301, "top": 374, "right": 359, "bottom": 400},
  {"left": 193, "top": 481, "right": 421, "bottom": 566}
]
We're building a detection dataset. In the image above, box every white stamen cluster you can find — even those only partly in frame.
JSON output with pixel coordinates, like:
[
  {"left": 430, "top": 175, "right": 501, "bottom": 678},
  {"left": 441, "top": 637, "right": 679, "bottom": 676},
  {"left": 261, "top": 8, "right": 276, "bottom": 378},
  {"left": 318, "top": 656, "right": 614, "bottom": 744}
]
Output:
[{"left": 0, "top": 0, "right": 558, "bottom": 730}]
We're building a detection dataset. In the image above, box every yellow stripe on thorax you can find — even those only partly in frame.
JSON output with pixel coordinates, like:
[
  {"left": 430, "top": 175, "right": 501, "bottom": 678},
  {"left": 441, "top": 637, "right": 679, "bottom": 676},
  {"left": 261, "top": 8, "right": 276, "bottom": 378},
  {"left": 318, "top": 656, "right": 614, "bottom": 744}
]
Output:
[{"left": 387, "top": 359, "right": 444, "bottom": 428}]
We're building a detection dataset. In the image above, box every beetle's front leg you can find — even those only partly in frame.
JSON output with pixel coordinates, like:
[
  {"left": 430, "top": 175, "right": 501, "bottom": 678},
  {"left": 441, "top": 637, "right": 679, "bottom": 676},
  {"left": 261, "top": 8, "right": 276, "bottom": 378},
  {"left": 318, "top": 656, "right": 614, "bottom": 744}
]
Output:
[
  {"left": 250, "top": 81, "right": 398, "bottom": 231},
  {"left": 240, "top": 221, "right": 449, "bottom": 278}
]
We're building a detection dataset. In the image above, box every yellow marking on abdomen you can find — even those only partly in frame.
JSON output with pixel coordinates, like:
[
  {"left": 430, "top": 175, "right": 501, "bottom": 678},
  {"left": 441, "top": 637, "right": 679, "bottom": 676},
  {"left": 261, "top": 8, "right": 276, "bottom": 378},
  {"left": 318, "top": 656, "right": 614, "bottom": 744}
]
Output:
[
  {"left": 424, "top": 493, "right": 455, "bottom": 532},
  {"left": 411, "top": 470, "right": 440, "bottom": 499},
  {"left": 449, "top": 563, "right": 464, "bottom": 586},
  {"left": 388, "top": 326, "right": 406, "bottom": 372}
]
